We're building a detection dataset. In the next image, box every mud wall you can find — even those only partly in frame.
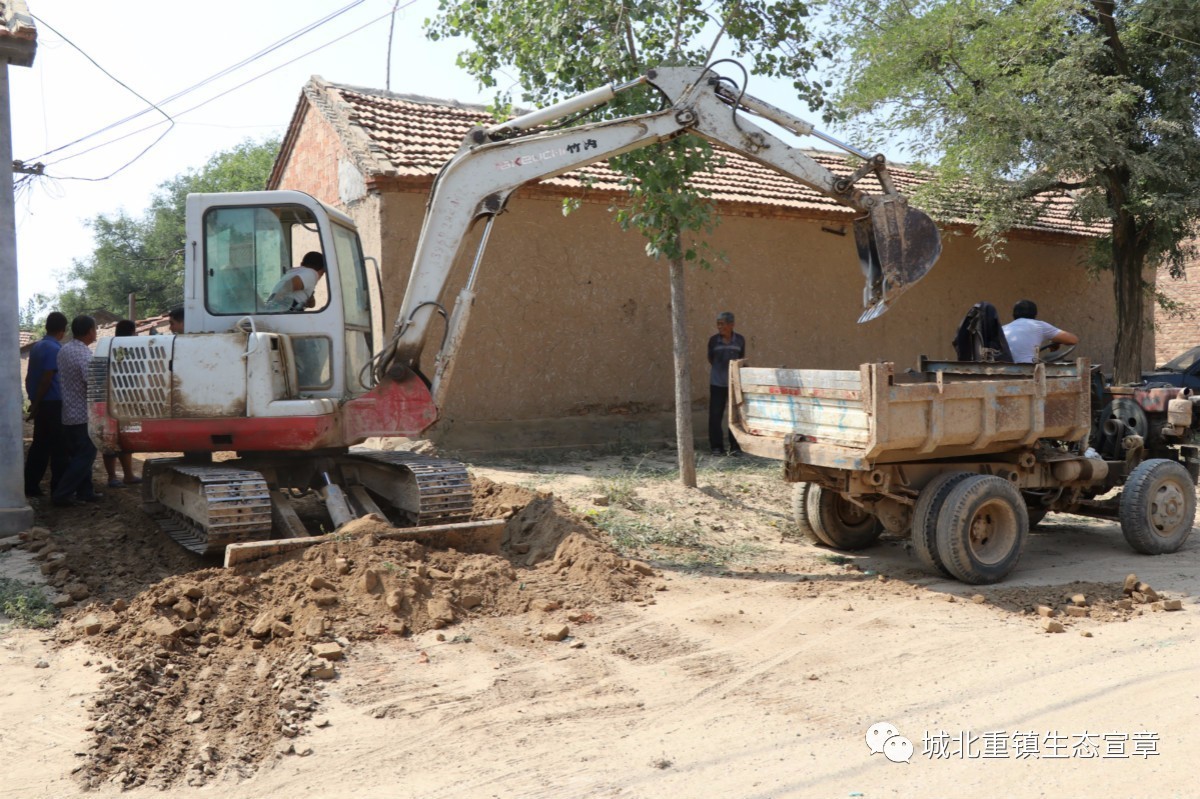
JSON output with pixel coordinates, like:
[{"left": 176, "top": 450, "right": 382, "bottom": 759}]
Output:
[{"left": 350, "top": 190, "right": 1138, "bottom": 453}]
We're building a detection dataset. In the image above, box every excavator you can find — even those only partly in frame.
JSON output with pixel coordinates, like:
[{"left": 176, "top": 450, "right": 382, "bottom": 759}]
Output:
[{"left": 87, "top": 63, "right": 943, "bottom": 559}]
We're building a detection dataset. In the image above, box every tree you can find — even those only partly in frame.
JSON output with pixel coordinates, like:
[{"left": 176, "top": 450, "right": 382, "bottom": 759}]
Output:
[
  {"left": 55, "top": 137, "right": 280, "bottom": 320},
  {"left": 18, "top": 293, "right": 51, "bottom": 332},
  {"left": 428, "top": 0, "right": 828, "bottom": 485},
  {"left": 826, "top": 0, "right": 1200, "bottom": 383}
]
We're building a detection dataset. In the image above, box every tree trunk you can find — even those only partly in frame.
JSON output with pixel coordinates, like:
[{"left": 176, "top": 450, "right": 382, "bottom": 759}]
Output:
[
  {"left": 1110, "top": 202, "right": 1150, "bottom": 384},
  {"left": 668, "top": 251, "right": 697, "bottom": 488},
  {"left": 1112, "top": 255, "right": 1144, "bottom": 384}
]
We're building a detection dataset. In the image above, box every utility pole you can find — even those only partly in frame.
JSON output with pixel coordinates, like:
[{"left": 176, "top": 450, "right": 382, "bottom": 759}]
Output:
[{"left": 0, "top": 2, "right": 36, "bottom": 535}]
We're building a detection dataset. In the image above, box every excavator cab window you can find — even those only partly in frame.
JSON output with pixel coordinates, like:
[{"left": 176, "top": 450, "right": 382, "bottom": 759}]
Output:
[
  {"left": 203, "top": 205, "right": 330, "bottom": 315},
  {"left": 331, "top": 223, "right": 374, "bottom": 394}
]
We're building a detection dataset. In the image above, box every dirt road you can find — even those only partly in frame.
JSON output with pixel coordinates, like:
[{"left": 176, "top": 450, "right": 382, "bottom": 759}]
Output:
[{"left": 2, "top": 450, "right": 1197, "bottom": 798}]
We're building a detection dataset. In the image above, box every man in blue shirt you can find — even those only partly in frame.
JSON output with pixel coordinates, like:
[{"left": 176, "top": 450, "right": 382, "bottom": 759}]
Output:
[
  {"left": 708, "top": 311, "right": 746, "bottom": 456},
  {"left": 23, "top": 311, "right": 69, "bottom": 497}
]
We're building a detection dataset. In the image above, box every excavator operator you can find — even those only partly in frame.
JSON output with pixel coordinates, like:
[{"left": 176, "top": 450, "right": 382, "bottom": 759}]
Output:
[{"left": 267, "top": 251, "right": 326, "bottom": 312}]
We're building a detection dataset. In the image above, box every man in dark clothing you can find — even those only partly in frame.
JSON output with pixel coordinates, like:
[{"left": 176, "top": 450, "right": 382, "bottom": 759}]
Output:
[
  {"left": 707, "top": 311, "right": 746, "bottom": 456},
  {"left": 23, "top": 311, "right": 69, "bottom": 497}
]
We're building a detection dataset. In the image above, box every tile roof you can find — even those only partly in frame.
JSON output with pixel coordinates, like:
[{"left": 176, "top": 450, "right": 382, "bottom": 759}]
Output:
[
  {"left": 19, "top": 330, "right": 34, "bottom": 350},
  {"left": 96, "top": 314, "right": 172, "bottom": 338},
  {"left": 292, "top": 78, "right": 1103, "bottom": 240}
]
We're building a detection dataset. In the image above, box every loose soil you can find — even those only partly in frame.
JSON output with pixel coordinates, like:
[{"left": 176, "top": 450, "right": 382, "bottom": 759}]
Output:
[{"left": 4, "top": 446, "right": 1199, "bottom": 798}]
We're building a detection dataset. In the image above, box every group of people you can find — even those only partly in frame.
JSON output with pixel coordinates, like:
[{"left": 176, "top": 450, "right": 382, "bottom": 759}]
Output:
[
  {"left": 23, "top": 307, "right": 187, "bottom": 507},
  {"left": 705, "top": 300, "right": 1078, "bottom": 457},
  {"left": 24, "top": 312, "right": 107, "bottom": 506}
]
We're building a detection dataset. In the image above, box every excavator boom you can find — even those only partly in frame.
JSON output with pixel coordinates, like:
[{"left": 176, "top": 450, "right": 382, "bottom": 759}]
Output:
[{"left": 379, "top": 65, "right": 942, "bottom": 396}]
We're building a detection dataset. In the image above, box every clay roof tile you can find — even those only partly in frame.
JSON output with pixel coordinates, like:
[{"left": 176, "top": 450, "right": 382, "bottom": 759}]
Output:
[{"left": 313, "top": 81, "right": 1104, "bottom": 239}]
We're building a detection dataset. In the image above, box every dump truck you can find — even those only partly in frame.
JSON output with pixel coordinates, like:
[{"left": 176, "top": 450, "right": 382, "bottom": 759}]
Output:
[{"left": 729, "top": 357, "right": 1200, "bottom": 584}]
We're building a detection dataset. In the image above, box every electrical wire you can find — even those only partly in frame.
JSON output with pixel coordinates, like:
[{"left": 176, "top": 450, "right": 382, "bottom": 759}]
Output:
[
  {"left": 39, "top": 5, "right": 406, "bottom": 181},
  {"left": 25, "top": 0, "right": 371, "bottom": 163},
  {"left": 25, "top": 13, "right": 176, "bottom": 177}
]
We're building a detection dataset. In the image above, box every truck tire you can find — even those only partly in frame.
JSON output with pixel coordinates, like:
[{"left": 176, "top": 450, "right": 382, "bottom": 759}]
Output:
[
  {"left": 790, "top": 483, "right": 826, "bottom": 545},
  {"left": 935, "top": 475, "right": 1028, "bottom": 585},
  {"left": 808, "top": 484, "right": 882, "bottom": 551},
  {"left": 1118, "top": 458, "right": 1196, "bottom": 555},
  {"left": 910, "top": 471, "right": 974, "bottom": 578}
]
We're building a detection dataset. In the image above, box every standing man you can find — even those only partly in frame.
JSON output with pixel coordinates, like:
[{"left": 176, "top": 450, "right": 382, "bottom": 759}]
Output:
[
  {"left": 52, "top": 315, "right": 102, "bottom": 507},
  {"left": 168, "top": 306, "right": 184, "bottom": 334},
  {"left": 23, "top": 311, "right": 69, "bottom": 497},
  {"left": 1002, "top": 300, "right": 1079, "bottom": 364},
  {"left": 707, "top": 311, "right": 746, "bottom": 457},
  {"left": 102, "top": 320, "right": 141, "bottom": 488}
]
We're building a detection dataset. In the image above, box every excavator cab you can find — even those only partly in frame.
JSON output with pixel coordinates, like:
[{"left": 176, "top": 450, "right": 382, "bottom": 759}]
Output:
[{"left": 183, "top": 191, "right": 380, "bottom": 401}]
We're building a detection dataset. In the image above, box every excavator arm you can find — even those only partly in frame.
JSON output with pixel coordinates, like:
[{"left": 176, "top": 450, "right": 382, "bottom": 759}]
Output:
[{"left": 375, "top": 65, "right": 942, "bottom": 405}]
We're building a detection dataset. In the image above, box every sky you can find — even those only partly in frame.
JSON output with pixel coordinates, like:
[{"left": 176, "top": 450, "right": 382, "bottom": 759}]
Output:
[{"left": 10, "top": 0, "right": 840, "bottom": 312}]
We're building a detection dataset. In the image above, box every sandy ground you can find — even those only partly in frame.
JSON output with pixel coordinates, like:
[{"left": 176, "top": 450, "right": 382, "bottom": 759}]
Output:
[{"left": 2, "top": 448, "right": 1198, "bottom": 799}]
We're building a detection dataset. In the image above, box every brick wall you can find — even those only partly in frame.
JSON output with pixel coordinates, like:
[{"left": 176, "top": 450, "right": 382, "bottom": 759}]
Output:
[
  {"left": 1155, "top": 250, "right": 1200, "bottom": 366},
  {"left": 276, "top": 106, "right": 344, "bottom": 206}
]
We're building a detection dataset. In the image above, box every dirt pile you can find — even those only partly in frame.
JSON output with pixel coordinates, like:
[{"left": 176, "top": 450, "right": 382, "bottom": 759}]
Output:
[{"left": 46, "top": 476, "right": 652, "bottom": 790}]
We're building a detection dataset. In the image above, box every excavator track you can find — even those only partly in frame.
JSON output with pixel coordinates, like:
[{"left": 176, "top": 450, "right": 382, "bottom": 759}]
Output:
[
  {"left": 143, "top": 462, "right": 274, "bottom": 556},
  {"left": 341, "top": 450, "right": 474, "bottom": 526}
]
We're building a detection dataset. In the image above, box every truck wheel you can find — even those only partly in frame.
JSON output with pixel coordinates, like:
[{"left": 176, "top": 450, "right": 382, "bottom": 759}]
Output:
[
  {"left": 809, "top": 485, "right": 882, "bottom": 550},
  {"left": 935, "top": 475, "right": 1028, "bottom": 585},
  {"left": 1119, "top": 459, "right": 1196, "bottom": 554},
  {"left": 790, "top": 483, "right": 825, "bottom": 544},
  {"left": 910, "top": 471, "right": 974, "bottom": 578}
]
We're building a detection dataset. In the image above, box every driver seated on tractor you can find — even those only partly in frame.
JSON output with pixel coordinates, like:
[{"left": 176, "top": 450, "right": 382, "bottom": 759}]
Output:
[
  {"left": 266, "top": 251, "right": 326, "bottom": 312},
  {"left": 1002, "top": 299, "right": 1078, "bottom": 364}
]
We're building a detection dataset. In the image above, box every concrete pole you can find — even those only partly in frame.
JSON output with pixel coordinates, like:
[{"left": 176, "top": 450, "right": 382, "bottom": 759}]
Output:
[{"left": 0, "top": 64, "right": 33, "bottom": 533}]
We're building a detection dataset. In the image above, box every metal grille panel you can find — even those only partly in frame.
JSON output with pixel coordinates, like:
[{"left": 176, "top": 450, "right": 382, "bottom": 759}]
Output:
[{"left": 107, "top": 339, "right": 173, "bottom": 419}]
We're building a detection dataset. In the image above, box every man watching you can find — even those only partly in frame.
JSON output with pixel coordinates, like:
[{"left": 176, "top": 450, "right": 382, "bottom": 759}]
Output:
[
  {"left": 23, "top": 311, "right": 69, "bottom": 497},
  {"left": 52, "top": 315, "right": 102, "bottom": 507},
  {"left": 707, "top": 311, "right": 746, "bottom": 456}
]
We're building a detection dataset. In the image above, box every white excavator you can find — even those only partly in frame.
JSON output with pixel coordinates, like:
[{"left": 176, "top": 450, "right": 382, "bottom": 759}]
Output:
[{"left": 87, "top": 64, "right": 942, "bottom": 558}]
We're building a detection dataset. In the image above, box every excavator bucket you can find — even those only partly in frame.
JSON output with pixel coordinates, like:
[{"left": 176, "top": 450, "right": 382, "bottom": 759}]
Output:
[{"left": 854, "top": 198, "right": 942, "bottom": 323}]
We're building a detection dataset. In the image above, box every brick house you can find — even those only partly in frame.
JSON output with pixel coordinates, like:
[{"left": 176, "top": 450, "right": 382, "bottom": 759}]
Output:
[{"left": 268, "top": 77, "right": 1142, "bottom": 453}]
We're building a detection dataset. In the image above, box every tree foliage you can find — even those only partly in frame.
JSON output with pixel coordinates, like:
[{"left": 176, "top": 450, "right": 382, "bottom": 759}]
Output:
[
  {"left": 826, "top": 0, "right": 1200, "bottom": 381},
  {"left": 54, "top": 137, "right": 280, "bottom": 320},
  {"left": 428, "top": 0, "right": 829, "bottom": 260}
]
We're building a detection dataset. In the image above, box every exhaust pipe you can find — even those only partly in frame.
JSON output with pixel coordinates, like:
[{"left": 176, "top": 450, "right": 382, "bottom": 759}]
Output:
[{"left": 855, "top": 198, "right": 942, "bottom": 323}]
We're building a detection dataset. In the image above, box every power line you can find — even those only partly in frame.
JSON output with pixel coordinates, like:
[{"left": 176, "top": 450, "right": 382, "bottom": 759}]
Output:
[
  {"left": 44, "top": 6, "right": 399, "bottom": 176},
  {"left": 24, "top": 0, "right": 371, "bottom": 164},
  {"left": 27, "top": 13, "right": 175, "bottom": 166}
]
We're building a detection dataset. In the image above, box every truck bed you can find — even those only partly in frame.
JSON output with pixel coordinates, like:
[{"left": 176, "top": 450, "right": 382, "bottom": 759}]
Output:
[{"left": 730, "top": 359, "right": 1092, "bottom": 470}]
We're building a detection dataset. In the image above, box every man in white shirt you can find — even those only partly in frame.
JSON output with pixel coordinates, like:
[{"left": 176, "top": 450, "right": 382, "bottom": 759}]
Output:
[
  {"left": 1002, "top": 299, "right": 1079, "bottom": 363},
  {"left": 267, "top": 251, "right": 326, "bottom": 311}
]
